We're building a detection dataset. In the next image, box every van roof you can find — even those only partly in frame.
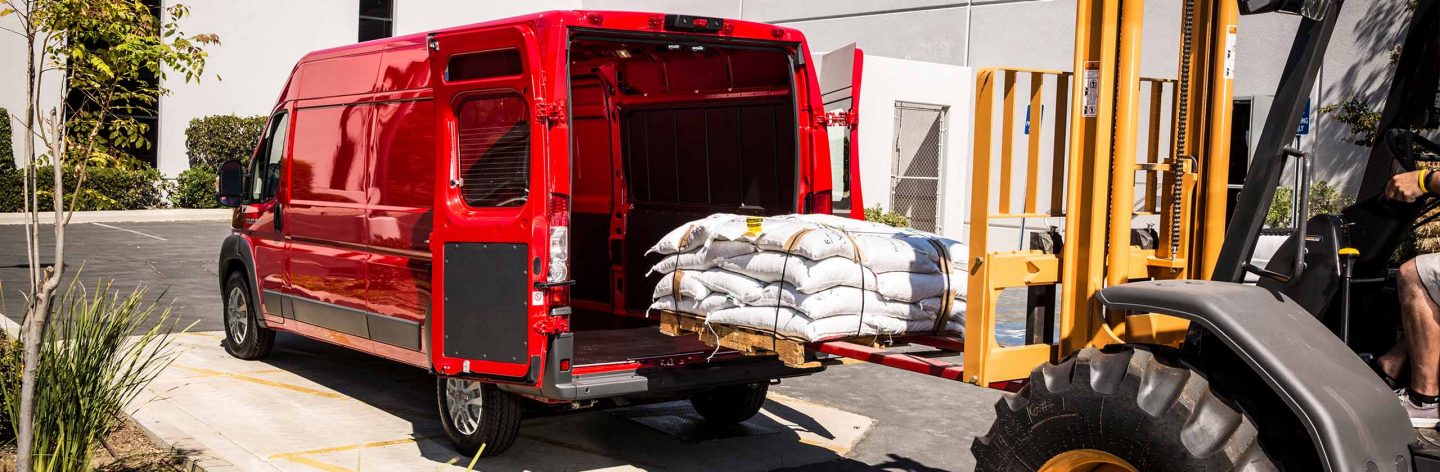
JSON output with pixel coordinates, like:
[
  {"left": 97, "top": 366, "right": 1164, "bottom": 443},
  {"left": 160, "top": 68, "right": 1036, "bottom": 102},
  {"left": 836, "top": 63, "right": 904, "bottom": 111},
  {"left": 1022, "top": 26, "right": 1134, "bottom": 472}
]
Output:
[{"left": 299, "top": 10, "right": 809, "bottom": 64}]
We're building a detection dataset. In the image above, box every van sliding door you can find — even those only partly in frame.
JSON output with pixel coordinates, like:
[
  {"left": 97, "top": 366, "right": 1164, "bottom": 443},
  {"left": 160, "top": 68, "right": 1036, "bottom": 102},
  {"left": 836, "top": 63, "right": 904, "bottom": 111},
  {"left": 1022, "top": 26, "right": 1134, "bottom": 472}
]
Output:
[{"left": 428, "top": 26, "right": 547, "bottom": 381}]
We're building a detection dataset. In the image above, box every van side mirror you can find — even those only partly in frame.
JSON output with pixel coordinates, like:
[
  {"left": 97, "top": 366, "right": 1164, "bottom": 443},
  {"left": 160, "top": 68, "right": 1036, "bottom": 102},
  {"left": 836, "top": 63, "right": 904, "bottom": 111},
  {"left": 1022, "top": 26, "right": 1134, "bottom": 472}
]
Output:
[{"left": 216, "top": 159, "right": 245, "bottom": 207}]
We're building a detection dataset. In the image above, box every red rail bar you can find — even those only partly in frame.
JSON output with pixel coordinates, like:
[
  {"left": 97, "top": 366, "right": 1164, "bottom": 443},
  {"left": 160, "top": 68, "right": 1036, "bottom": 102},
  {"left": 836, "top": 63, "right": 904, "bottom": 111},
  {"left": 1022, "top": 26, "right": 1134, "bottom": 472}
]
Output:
[
  {"left": 905, "top": 335, "right": 967, "bottom": 353},
  {"left": 809, "top": 340, "right": 967, "bottom": 381}
]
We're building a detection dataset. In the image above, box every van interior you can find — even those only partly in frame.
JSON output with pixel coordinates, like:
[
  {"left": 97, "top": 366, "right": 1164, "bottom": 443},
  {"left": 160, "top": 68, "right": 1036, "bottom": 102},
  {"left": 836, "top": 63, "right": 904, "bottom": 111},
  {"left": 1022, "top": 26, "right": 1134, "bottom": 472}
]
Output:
[{"left": 565, "top": 35, "right": 800, "bottom": 366}]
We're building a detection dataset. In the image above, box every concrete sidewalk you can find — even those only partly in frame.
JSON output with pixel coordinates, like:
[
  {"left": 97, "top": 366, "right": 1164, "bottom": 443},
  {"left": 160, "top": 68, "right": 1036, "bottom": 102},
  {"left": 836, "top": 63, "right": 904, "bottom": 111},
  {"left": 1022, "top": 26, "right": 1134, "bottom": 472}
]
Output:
[
  {"left": 0, "top": 208, "right": 231, "bottom": 225},
  {"left": 130, "top": 332, "right": 875, "bottom": 472}
]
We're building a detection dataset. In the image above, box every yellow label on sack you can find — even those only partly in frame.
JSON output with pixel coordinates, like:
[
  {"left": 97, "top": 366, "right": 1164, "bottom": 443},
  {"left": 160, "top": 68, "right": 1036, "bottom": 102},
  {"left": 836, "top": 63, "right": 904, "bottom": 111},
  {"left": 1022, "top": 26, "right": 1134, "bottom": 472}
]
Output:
[{"left": 745, "top": 217, "right": 763, "bottom": 237}]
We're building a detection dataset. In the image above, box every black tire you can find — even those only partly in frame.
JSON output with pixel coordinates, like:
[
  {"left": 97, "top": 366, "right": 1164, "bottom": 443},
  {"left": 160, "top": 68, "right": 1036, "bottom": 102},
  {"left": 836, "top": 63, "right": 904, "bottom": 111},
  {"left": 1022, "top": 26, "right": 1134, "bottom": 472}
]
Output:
[
  {"left": 971, "top": 347, "right": 1276, "bottom": 471},
  {"left": 437, "top": 377, "right": 523, "bottom": 458},
  {"left": 222, "top": 271, "right": 275, "bottom": 360},
  {"left": 691, "top": 381, "right": 769, "bottom": 424}
]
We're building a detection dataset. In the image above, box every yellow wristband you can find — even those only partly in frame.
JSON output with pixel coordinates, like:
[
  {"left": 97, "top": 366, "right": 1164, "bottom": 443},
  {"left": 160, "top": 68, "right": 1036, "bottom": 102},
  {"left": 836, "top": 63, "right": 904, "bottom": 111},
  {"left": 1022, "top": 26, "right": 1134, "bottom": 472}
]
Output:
[{"left": 1422, "top": 169, "right": 1432, "bottom": 194}]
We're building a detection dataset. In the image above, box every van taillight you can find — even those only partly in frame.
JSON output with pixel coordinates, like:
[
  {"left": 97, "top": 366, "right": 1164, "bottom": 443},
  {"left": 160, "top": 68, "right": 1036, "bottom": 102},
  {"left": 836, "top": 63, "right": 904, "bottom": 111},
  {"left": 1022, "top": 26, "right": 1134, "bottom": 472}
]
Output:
[
  {"left": 809, "top": 191, "right": 833, "bottom": 214},
  {"left": 547, "top": 194, "right": 570, "bottom": 305}
]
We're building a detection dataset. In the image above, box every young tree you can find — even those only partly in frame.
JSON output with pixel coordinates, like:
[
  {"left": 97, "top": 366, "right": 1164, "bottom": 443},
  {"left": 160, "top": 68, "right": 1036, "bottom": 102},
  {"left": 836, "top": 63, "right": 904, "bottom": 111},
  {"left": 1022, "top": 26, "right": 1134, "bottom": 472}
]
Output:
[{"left": 0, "top": 1, "right": 214, "bottom": 469}]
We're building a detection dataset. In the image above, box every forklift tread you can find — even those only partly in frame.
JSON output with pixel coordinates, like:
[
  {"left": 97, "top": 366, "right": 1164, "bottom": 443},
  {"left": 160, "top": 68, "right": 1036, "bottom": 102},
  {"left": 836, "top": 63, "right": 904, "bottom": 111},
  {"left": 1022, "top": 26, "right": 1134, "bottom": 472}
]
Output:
[{"left": 971, "top": 347, "right": 1275, "bottom": 471}]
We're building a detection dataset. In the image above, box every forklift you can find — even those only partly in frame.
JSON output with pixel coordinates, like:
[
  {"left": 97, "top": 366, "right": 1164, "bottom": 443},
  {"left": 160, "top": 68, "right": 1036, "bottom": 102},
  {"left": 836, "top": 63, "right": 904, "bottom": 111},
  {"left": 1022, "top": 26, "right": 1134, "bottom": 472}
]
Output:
[{"left": 956, "top": 0, "right": 1440, "bottom": 470}]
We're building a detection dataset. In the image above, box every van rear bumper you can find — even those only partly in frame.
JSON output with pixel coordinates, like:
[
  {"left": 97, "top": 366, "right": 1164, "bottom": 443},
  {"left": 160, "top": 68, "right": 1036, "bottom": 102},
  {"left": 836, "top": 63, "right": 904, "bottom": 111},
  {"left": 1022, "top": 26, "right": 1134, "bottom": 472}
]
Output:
[{"left": 498, "top": 332, "right": 823, "bottom": 401}]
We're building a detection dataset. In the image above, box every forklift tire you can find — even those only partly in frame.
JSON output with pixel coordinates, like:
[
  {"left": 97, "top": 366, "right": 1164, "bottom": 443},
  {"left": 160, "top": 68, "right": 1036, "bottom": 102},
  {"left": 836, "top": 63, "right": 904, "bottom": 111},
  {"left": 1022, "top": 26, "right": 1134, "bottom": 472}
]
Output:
[
  {"left": 222, "top": 271, "right": 275, "bottom": 360},
  {"left": 691, "top": 381, "right": 769, "bottom": 424},
  {"left": 437, "top": 377, "right": 523, "bottom": 458},
  {"left": 971, "top": 347, "right": 1276, "bottom": 471}
]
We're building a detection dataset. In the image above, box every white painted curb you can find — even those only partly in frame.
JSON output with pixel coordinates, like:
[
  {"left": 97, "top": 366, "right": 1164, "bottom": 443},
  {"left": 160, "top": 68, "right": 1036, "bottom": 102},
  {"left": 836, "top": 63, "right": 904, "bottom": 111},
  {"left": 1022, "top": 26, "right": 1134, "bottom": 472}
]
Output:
[{"left": 0, "top": 209, "right": 232, "bottom": 225}]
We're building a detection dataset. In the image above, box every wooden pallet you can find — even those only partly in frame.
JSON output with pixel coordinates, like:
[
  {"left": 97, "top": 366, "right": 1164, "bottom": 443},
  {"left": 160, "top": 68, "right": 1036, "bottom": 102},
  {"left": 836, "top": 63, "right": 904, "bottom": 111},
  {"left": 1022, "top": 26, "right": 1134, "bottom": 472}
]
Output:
[{"left": 657, "top": 310, "right": 823, "bottom": 369}]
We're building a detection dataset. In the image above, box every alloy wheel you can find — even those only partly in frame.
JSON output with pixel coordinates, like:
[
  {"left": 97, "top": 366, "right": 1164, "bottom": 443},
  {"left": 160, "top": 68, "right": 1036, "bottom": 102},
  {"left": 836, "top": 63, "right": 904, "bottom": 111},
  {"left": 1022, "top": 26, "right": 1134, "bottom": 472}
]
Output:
[
  {"left": 226, "top": 286, "right": 249, "bottom": 345},
  {"left": 445, "top": 377, "right": 484, "bottom": 435}
]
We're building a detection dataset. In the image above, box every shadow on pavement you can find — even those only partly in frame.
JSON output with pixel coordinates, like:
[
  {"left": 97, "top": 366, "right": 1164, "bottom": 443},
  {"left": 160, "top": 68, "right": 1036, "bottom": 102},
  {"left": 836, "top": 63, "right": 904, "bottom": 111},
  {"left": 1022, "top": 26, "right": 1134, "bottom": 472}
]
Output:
[
  {"left": 775, "top": 453, "right": 952, "bottom": 472},
  {"left": 233, "top": 332, "right": 860, "bottom": 471}
]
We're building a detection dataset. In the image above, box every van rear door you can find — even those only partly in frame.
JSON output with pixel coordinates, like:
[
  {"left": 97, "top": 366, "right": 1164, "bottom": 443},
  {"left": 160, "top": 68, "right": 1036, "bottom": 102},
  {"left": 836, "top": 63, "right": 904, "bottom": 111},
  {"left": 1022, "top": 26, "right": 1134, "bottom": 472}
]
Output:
[
  {"left": 819, "top": 43, "right": 864, "bottom": 219},
  {"left": 428, "top": 26, "right": 548, "bottom": 381}
]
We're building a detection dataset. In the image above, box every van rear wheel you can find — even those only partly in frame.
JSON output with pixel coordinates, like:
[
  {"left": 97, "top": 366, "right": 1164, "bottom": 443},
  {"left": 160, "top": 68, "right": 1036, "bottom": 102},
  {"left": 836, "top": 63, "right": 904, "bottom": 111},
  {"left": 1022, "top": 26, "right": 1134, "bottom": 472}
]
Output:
[
  {"left": 222, "top": 271, "right": 275, "bottom": 360},
  {"left": 690, "top": 381, "right": 769, "bottom": 424},
  {"left": 437, "top": 377, "right": 523, "bottom": 458},
  {"left": 971, "top": 347, "right": 1275, "bottom": 471}
]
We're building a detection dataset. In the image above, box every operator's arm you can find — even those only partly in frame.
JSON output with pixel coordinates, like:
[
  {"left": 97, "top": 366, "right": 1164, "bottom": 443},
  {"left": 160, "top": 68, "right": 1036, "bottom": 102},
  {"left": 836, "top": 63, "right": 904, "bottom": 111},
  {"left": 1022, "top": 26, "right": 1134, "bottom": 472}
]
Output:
[{"left": 1387, "top": 169, "right": 1440, "bottom": 202}]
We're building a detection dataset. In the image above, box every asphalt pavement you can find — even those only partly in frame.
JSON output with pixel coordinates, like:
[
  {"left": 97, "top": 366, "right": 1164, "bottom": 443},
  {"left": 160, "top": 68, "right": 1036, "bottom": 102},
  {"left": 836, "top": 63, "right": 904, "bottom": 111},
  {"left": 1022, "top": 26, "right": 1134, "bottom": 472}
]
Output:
[
  {"left": 0, "top": 219, "right": 232, "bottom": 331},
  {"left": 0, "top": 217, "right": 1007, "bottom": 471}
]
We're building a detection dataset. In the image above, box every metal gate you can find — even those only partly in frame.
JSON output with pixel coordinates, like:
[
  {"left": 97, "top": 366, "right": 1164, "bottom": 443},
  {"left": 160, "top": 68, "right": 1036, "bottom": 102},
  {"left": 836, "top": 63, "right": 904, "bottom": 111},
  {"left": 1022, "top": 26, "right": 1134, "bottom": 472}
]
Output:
[{"left": 891, "top": 102, "right": 947, "bottom": 232}]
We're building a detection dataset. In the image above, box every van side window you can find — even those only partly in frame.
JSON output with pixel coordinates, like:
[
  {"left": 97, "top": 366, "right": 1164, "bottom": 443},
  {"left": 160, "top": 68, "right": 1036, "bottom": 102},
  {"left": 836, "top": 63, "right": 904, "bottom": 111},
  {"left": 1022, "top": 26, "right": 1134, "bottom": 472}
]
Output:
[
  {"left": 446, "top": 49, "right": 522, "bottom": 82},
  {"left": 248, "top": 112, "right": 290, "bottom": 203},
  {"left": 455, "top": 94, "right": 529, "bottom": 207}
]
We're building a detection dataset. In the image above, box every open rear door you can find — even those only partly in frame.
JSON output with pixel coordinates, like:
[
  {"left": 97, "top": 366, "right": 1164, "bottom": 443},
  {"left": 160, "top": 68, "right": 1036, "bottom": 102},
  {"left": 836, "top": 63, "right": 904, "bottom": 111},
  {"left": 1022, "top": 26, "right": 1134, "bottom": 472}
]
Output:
[
  {"left": 819, "top": 44, "right": 865, "bottom": 219},
  {"left": 428, "top": 25, "right": 549, "bottom": 381}
]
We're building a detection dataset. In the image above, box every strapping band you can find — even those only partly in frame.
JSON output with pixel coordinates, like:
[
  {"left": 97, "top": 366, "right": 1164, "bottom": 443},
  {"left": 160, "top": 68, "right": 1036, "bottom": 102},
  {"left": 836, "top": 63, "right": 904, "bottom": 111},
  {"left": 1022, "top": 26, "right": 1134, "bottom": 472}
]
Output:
[
  {"left": 784, "top": 228, "right": 815, "bottom": 252},
  {"left": 670, "top": 270, "right": 686, "bottom": 308},
  {"left": 676, "top": 224, "right": 696, "bottom": 251},
  {"left": 927, "top": 238, "right": 957, "bottom": 333}
]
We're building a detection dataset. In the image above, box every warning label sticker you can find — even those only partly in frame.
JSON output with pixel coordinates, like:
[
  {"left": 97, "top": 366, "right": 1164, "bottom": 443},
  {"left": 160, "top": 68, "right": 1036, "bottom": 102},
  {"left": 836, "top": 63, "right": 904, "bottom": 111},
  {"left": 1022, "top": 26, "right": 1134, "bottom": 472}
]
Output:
[
  {"left": 1224, "top": 24, "right": 1238, "bottom": 80},
  {"left": 1082, "top": 61, "right": 1100, "bottom": 118}
]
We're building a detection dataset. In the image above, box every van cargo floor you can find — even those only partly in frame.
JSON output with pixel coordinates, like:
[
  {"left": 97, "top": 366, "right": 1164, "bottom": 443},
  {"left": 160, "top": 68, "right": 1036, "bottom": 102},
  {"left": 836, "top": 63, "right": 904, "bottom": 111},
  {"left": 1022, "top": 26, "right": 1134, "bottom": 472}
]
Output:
[{"left": 573, "top": 326, "right": 713, "bottom": 365}]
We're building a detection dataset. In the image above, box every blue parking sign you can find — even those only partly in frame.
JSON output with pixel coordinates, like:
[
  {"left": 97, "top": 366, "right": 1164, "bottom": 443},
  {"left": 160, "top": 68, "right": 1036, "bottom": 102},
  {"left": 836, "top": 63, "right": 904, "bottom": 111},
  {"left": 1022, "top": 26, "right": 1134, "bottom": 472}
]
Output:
[{"left": 1297, "top": 99, "right": 1311, "bottom": 135}]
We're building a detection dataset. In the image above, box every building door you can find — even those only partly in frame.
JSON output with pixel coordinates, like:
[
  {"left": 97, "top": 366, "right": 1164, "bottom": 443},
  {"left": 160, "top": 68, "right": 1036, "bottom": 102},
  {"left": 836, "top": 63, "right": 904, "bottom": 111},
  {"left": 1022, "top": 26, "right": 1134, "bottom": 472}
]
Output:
[
  {"left": 1226, "top": 98, "right": 1254, "bottom": 223},
  {"left": 890, "top": 102, "right": 947, "bottom": 232}
]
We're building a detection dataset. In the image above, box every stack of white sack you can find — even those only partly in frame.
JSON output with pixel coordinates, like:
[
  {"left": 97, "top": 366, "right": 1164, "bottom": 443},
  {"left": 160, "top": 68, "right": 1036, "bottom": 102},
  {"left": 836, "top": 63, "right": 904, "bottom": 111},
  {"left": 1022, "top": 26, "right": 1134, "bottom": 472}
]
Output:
[{"left": 648, "top": 213, "right": 967, "bottom": 342}]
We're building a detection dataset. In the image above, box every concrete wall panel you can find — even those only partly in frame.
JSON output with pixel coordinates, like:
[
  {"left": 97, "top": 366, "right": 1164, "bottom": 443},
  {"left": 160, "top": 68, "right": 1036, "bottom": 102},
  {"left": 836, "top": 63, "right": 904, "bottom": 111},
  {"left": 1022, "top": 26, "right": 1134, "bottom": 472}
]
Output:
[{"left": 157, "top": 0, "right": 355, "bottom": 176}]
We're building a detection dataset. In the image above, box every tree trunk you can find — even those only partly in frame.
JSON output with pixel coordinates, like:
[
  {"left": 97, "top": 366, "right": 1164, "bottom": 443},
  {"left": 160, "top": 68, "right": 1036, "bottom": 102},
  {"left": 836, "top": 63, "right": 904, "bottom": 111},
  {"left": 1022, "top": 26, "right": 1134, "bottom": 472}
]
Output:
[
  {"left": 14, "top": 269, "right": 54, "bottom": 472},
  {"left": 15, "top": 5, "right": 39, "bottom": 469}
]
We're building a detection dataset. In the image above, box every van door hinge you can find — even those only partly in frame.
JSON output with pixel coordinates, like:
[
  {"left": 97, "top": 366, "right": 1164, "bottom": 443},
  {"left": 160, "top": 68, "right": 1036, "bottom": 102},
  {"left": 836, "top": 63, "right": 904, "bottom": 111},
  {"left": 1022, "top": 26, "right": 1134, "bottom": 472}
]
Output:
[
  {"left": 532, "top": 315, "right": 570, "bottom": 335},
  {"left": 536, "top": 100, "right": 566, "bottom": 124},
  {"left": 820, "top": 110, "right": 856, "bottom": 127}
]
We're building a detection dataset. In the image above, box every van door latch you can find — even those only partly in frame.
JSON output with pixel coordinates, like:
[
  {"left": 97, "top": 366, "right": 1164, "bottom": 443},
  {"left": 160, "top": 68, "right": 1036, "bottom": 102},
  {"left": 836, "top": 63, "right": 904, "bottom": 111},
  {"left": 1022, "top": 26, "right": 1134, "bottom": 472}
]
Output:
[
  {"left": 535, "top": 100, "right": 566, "bottom": 124},
  {"left": 532, "top": 315, "right": 570, "bottom": 335}
]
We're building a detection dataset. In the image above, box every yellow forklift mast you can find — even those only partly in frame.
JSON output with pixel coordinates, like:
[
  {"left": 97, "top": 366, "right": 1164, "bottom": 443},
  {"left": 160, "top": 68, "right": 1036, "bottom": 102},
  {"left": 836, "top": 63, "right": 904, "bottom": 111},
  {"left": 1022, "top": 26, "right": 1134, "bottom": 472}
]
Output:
[
  {"left": 967, "top": 0, "right": 1440, "bottom": 469},
  {"left": 964, "top": 0, "right": 1239, "bottom": 385}
]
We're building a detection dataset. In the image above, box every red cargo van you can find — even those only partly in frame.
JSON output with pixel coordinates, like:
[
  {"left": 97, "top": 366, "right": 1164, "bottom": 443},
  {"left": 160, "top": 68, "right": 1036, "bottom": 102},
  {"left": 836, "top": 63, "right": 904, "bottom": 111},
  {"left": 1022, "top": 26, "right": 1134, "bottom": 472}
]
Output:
[{"left": 215, "top": 11, "right": 841, "bottom": 456}]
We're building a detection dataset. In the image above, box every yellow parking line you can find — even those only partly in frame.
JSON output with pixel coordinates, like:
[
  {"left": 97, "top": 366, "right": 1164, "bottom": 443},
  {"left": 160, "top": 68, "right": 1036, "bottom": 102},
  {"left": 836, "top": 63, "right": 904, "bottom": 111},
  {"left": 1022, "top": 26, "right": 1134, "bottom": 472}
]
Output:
[
  {"left": 277, "top": 455, "right": 353, "bottom": 472},
  {"left": 270, "top": 435, "right": 442, "bottom": 472},
  {"left": 797, "top": 437, "right": 850, "bottom": 454},
  {"left": 176, "top": 365, "right": 343, "bottom": 399}
]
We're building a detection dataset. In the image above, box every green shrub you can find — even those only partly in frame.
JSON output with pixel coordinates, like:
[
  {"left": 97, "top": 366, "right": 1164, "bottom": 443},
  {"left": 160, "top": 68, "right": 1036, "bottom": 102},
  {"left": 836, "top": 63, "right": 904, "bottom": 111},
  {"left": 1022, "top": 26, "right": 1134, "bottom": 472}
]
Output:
[
  {"left": 0, "top": 165, "right": 168, "bottom": 212},
  {"left": 0, "top": 167, "right": 21, "bottom": 212},
  {"left": 1318, "top": 96, "right": 1383, "bottom": 147},
  {"left": 5, "top": 281, "right": 181, "bottom": 472},
  {"left": 184, "top": 115, "right": 266, "bottom": 171},
  {"left": 0, "top": 331, "right": 19, "bottom": 445},
  {"left": 1265, "top": 180, "right": 1354, "bottom": 228},
  {"left": 0, "top": 107, "right": 14, "bottom": 171},
  {"left": 172, "top": 165, "right": 219, "bottom": 209},
  {"left": 864, "top": 204, "right": 911, "bottom": 228}
]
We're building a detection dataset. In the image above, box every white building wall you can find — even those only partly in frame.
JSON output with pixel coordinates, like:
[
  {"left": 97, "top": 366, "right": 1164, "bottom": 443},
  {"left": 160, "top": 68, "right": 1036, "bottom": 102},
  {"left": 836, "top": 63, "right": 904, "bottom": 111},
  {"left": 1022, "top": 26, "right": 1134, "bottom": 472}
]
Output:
[
  {"left": 0, "top": 13, "right": 66, "bottom": 167},
  {"left": 394, "top": 1, "right": 580, "bottom": 35},
  {"left": 157, "top": 0, "right": 355, "bottom": 177},
  {"left": 2, "top": 1, "right": 1410, "bottom": 200},
  {"left": 154, "top": 0, "right": 581, "bottom": 177},
  {"left": 852, "top": 56, "right": 972, "bottom": 243}
]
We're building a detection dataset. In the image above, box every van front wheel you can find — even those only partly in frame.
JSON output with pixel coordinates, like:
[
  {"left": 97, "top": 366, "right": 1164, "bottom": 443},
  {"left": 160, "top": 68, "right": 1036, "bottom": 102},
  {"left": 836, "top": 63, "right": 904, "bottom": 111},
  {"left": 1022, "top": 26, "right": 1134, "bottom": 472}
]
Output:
[
  {"left": 691, "top": 381, "right": 769, "bottom": 424},
  {"left": 222, "top": 271, "right": 274, "bottom": 360},
  {"left": 437, "top": 377, "right": 523, "bottom": 457}
]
